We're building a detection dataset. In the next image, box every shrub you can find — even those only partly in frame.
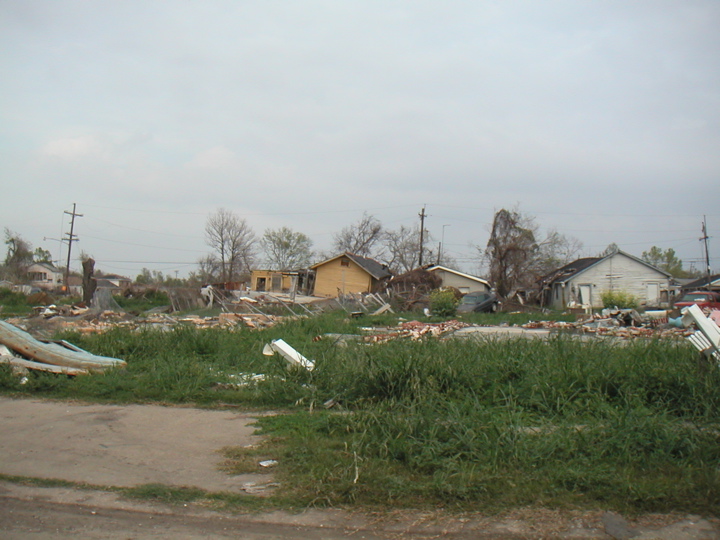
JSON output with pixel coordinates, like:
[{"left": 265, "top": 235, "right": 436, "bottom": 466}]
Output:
[
  {"left": 0, "top": 287, "right": 28, "bottom": 307},
  {"left": 429, "top": 288, "right": 460, "bottom": 317},
  {"left": 601, "top": 290, "right": 639, "bottom": 309}
]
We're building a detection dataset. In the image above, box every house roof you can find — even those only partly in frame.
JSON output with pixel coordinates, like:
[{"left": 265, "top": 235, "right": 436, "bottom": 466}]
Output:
[
  {"left": 681, "top": 274, "right": 720, "bottom": 290},
  {"left": 101, "top": 273, "right": 131, "bottom": 281},
  {"left": 311, "top": 252, "right": 392, "bottom": 280},
  {"left": 423, "top": 265, "right": 491, "bottom": 288},
  {"left": 542, "top": 250, "right": 671, "bottom": 286},
  {"left": 28, "top": 262, "right": 61, "bottom": 273}
]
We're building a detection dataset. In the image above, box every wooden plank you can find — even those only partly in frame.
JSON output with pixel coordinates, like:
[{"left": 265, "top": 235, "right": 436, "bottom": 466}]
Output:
[
  {"left": 0, "top": 320, "right": 126, "bottom": 371},
  {"left": 0, "top": 354, "right": 89, "bottom": 375}
]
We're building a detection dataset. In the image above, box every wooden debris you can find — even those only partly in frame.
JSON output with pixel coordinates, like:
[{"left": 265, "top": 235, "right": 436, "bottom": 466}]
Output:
[{"left": 0, "top": 320, "right": 126, "bottom": 372}]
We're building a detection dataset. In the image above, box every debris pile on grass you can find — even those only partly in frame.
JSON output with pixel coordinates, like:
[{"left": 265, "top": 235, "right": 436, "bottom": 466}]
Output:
[
  {"left": 0, "top": 319, "right": 126, "bottom": 375},
  {"left": 385, "top": 269, "right": 442, "bottom": 311},
  {"left": 363, "top": 319, "right": 470, "bottom": 342},
  {"left": 520, "top": 310, "right": 693, "bottom": 340}
]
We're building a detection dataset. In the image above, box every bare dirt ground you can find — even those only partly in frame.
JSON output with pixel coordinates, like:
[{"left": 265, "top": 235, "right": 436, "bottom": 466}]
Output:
[{"left": 0, "top": 397, "right": 717, "bottom": 539}]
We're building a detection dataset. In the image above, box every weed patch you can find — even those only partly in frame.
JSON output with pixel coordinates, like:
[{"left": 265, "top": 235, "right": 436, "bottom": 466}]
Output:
[{"left": 0, "top": 312, "right": 717, "bottom": 513}]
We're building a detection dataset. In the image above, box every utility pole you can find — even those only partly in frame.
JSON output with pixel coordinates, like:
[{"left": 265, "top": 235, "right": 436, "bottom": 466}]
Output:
[
  {"left": 63, "top": 203, "right": 83, "bottom": 292},
  {"left": 418, "top": 205, "right": 427, "bottom": 266},
  {"left": 438, "top": 224, "right": 450, "bottom": 265},
  {"left": 701, "top": 215, "right": 711, "bottom": 290}
]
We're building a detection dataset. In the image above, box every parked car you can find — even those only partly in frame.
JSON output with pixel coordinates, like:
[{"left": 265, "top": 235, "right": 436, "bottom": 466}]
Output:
[
  {"left": 674, "top": 291, "right": 720, "bottom": 311},
  {"left": 457, "top": 291, "right": 499, "bottom": 313}
]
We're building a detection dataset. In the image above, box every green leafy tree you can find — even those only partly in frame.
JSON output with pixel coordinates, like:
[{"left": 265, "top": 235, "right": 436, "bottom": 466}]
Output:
[
  {"left": 641, "top": 246, "right": 697, "bottom": 278},
  {"left": 33, "top": 247, "right": 53, "bottom": 263},
  {"left": 261, "top": 227, "right": 313, "bottom": 270}
]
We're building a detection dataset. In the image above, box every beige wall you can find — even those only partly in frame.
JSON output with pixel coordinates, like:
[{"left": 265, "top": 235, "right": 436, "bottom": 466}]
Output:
[
  {"left": 429, "top": 269, "right": 489, "bottom": 294},
  {"left": 313, "top": 257, "right": 373, "bottom": 297}
]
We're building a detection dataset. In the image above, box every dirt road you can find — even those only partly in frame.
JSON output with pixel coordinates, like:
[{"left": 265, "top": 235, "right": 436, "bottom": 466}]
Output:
[
  {"left": 0, "top": 397, "right": 268, "bottom": 492},
  {"left": 0, "top": 397, "right": 717, "bottom": 539}
]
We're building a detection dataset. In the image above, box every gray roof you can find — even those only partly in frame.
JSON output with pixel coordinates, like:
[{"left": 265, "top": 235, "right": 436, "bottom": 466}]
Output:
[
  {"left": 682, "top": 274, "right": 720, "bottom": 290},
  {"left": 312, "top": 252, "right": 392, "bottom": 280},
  {"left": 542, "top": 250, "right": 671, "bottom": 286},
  {"left": 345, "top": 253, "right": 392, "bottom": 280}
]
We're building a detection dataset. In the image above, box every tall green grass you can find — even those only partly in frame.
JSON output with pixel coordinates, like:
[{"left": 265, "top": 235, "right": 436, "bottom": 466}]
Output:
[{"left": 0, "top": 311, "right": 717, "bottom": 512}]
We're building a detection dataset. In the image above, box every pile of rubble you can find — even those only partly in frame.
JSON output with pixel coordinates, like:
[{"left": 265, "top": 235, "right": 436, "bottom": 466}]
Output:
[
  {"left": 0, "top": 319, "right": 126, "bottom": 376},
  {"left": 520, "top": 309, "right": 692, "bottom": 340},
  {"left": 361, "top": 319, "right": 471, "bottom": 343}
]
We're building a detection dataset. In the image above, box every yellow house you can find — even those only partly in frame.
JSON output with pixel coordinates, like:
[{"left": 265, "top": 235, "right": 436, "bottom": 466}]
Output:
[
  {"left": 310, "top": 253, "right": 392, "bottom": 298},
  {"left": 250, "top": 269, "right": 315, "bottom": 295},
  {"left": 250, "top": 270, "right": 293, "bottom": 292}
]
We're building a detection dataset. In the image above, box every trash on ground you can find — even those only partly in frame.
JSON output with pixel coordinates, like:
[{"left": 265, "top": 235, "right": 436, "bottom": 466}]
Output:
[
  {"left": 263, "top": 339, "right": 315, "bottom": 371},
  {"left": 681, "top": 305, "right": 720, "bottom": 362}
]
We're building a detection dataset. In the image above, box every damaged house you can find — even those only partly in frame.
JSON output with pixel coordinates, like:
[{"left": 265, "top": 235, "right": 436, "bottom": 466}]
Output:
[
  {"left": 250, "top": 269, "right": 315, "bottom": 296},
  {"left": 423, "top": 265, "right": 491, "bottom": 294},
  {"left": 539, "top": 249, "right": 672, "bottom": 310},
  {"left": 310, "top": 252, "right": 392, "bottom": 298}
]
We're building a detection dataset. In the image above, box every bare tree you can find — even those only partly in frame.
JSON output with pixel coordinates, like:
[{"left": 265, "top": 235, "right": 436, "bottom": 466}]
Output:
[
  {"left": 485, "top": 209, "right": 538, "bottom": 298},
  {"left": 195, "top": 254, "right": 222, "bottom": 284},
  {"left": 261, "top": 227, "right": 313, "bottom": 270},
  {"left": 332, "top": 213, "right": 384, "bottom": 257},
  {"left": 204, "top": 209, "right": 256, "bottom": 282},
  {"left": 2, "top": 229, "right": 33, "bottom": 281},
  {"left": 531, "top": 229, "right": 583, "bottom": 277},
  {"left": 383, "top": 225, "right": 433, "bottom": 274},
  {"left": 485, "top": 208, "right": 582, "bottom": 297}
]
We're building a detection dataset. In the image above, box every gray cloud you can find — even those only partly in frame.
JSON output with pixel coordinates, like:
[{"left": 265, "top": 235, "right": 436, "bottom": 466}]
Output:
[{"left": 1, "top": 1, "right": 718, "bottom": 277}]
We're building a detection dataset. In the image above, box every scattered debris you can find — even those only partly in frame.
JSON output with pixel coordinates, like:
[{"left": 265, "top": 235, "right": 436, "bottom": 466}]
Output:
[
  {"left": 681, "top": 305, "right": 720, "bottom": 362},
  {"left": 263, "top": 339, "right": 315, "bottom": 371},
  {"left": 241, "top": 481, "right": 280, "bottom": 494},
  {"left": 0, "top": 320, "right": 126, "bottom": 374},
  {"left": 363, "top": 319, "right": 470, "bottom": 343},
  {"left": 258, "top": 459, "right": 278, "bottom": 468},
  {"left": 519, "top": 311, "right": 693, "bottom": 340}
]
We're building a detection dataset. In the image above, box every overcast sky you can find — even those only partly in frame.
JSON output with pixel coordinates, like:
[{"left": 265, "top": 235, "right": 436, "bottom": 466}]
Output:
[{"left": 1, "top": 0, "right": 718, "bottom": 279}]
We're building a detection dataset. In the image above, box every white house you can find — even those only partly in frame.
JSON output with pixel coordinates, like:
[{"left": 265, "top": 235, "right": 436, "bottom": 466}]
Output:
[
  {"left": 424, "top": 265, "right": 491, "bottom": 294},
  {"left": 540, "top": 249, "right": 672, "bottom": 310},
  {"left": 26, "top": 262, "right": 64, "bottom": 290}
]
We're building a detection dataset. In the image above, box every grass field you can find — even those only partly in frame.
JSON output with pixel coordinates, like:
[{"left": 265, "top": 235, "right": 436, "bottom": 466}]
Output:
[{"left": 1, "top": 309, "right": 717, "bottom": 514}]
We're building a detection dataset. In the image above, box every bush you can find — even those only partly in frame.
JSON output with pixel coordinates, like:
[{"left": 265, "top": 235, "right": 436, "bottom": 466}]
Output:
[
  {"left": 601, "top": 290, "right": 639, "bottom": 309},
  {"left": 429, "top": 288, "right": 460, "bottom": 317},
  {"left": 0, "top": 287, "right": 28, "bottom": 307}
]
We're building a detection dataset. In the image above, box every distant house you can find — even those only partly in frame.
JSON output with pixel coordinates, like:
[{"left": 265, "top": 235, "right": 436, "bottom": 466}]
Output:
[
  {"left": 423, "top": 265, "right": 491, "bottom": 294},
  {"left": 310, "top": 253, "right": 392, "bottom": 297},
  {"left": 99, "top": 274, "right": 132, "bottom": 289},
  {"left": 539, "top": 249, "right": 672, "bottom": 309},
  {"left": 681, "top": 274, "right": 720, "bottom": 292},
  {"left": 26, "top": 262, "right": 64, "bottom": 290}
]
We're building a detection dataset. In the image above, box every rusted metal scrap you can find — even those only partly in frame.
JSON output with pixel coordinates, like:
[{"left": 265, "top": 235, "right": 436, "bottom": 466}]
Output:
[{"left": 0, "top": 320, "right": 126, "bottom": 373}]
